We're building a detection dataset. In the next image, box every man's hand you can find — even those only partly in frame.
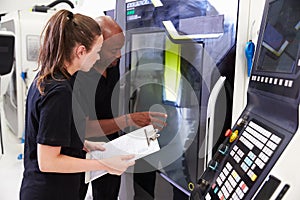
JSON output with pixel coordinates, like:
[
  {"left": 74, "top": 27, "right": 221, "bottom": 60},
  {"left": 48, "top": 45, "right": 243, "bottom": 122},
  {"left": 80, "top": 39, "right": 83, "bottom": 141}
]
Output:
[{"left": 129, "top": 112, "right": 167, "bottom": 130}]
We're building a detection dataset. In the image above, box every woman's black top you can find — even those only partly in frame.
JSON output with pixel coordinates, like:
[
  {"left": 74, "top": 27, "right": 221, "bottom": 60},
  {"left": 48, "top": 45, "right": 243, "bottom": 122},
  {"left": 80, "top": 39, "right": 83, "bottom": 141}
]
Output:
[{"left": 20, "top": 71, "right": 86, "bottom": 200}]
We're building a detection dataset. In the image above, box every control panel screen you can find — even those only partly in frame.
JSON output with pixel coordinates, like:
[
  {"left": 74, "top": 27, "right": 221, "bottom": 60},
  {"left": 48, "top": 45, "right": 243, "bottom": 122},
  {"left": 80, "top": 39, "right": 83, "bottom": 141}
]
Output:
[
  {"left": 249, "top": 0, "right": 300, "bottom": 101},
  {"left": 256, "top": 0, "right": 300, "bottom": 74}
]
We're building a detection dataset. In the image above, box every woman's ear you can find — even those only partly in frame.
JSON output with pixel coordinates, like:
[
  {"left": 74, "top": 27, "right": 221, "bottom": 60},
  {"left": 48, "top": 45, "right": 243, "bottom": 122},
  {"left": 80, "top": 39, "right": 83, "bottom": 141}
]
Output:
[{"left": 75, "top": 45, "right": 86, "bottom": 57}]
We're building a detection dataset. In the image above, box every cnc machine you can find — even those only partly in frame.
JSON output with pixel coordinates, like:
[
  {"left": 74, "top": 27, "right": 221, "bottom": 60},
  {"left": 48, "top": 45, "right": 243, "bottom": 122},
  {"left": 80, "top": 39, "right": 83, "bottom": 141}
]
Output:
[
  {"left": 191, "top": 0, "right": 300, "bottom": 199},
  {"left": 115, "top": 0, "right": 239, "bottom": 198},
  {"left": 0, "top": 1, "right": 74, "bottom": 138}
]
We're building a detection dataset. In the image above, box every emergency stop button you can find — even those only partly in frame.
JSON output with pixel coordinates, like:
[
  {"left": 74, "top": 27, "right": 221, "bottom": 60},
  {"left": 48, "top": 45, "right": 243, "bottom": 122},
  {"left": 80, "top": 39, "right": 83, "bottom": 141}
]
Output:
[{"left": 225, "top": 129, "right": 232, "bottom": 137}]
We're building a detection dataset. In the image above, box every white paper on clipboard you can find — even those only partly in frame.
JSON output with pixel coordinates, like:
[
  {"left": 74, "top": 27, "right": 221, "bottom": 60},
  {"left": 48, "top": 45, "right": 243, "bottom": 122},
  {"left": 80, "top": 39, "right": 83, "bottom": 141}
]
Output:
[{"left": 85, "top": 125, "right": 160, "bottom": 183}]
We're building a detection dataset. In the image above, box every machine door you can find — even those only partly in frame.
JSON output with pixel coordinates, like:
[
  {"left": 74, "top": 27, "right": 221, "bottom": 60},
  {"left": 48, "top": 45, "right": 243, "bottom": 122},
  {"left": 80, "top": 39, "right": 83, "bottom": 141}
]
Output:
[
  {"left": 117, "top": 0, "right": 239, "bottom": 195},
  {"left": 126, "top": 30, "right": 204, "bottom": 193}
]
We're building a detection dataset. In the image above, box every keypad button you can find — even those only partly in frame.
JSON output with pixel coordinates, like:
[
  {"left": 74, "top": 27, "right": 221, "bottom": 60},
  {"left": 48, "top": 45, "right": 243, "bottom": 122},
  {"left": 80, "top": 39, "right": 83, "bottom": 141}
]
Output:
[
  {"left": 269, "top": 77, "right": 273, "bottom": 84},
  {"left": 270, "top": 134, "right": 281, "bottom": 144},
  {"left": 225, "top": 162, "right": 233, "bottom": 171}
]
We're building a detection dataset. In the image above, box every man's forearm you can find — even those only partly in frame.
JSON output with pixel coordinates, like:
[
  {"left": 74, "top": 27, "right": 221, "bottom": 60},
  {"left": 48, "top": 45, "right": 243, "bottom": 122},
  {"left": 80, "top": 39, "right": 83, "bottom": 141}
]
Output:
[{"left": 85, "top": 115, "right": 129, "bottom": 138}]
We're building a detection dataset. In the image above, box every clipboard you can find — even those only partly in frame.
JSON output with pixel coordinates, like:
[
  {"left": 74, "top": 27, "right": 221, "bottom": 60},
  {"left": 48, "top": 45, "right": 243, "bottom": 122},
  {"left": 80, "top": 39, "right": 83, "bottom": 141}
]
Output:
[{"left": 85, "top": 125, "right": 160, "bottom": 183}]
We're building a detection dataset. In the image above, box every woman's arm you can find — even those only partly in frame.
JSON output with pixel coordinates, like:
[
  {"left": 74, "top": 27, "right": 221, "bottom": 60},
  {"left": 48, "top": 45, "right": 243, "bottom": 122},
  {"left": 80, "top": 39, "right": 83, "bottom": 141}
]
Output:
[
  {"left": 37, "top": 144, "right": 135, "bottom": 175},
  {"left": 84, "top": 140, "right": 106, "bottom": 152}
]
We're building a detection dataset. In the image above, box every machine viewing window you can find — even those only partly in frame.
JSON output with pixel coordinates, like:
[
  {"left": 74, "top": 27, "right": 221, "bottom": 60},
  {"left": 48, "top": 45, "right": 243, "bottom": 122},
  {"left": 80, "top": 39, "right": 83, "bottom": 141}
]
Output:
[
  {"left": 256, "top": 0, "right": 300, "bottom": 74},
  {"left": 0, "top": 33, "right": 14, "bottom": 75}
]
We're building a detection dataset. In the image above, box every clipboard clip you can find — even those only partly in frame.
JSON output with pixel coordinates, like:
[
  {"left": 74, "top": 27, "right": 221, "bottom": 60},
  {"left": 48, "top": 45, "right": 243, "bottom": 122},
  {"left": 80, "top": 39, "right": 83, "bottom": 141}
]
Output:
[{"left": 144, "top": 129, "right": 160, "bottom": 146}]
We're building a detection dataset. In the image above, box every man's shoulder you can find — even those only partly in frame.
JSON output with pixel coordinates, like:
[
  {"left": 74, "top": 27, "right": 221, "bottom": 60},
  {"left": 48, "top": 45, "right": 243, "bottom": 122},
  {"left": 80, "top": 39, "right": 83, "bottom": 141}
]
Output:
[{"left": 75, "top": 68, "right": 101, "bottom": 84}]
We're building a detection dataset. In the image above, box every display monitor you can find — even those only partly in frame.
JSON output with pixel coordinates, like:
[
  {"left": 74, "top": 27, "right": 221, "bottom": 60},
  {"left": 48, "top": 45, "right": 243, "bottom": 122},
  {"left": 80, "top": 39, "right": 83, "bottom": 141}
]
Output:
[
  {"left": 255, "top": 0, "right": 300, "bottom": 74},
  {"left": 250, "top": 0, "right": 300, "bottom": 101}
]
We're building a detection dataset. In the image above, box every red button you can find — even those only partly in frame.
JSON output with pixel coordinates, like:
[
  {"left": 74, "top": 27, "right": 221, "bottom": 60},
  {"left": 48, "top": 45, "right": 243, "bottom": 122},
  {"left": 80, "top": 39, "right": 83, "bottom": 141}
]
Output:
[{"left": 225, "top": 129, "right": 232, "bottom": 137}]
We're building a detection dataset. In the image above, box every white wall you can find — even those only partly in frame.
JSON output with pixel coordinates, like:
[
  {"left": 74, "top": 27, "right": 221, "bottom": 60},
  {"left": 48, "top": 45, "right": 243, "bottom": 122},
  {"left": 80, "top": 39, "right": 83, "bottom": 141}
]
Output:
[
  {"left": 0, "top": 0, "right": 75, "bottom": 14},
  {"left": 73, "top": 0, "right": 116, "bottom": 18},
  {"left": 231, "top": 0, "right": 266, "bottom": 123},
  {"left": 0, "top": 0, "right": 116, "bottom": 18}
]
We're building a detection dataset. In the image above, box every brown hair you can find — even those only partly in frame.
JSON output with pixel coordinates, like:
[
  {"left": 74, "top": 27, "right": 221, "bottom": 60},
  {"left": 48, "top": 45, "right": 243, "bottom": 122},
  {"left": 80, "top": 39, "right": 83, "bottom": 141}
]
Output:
[{"left": 37, "top": 9, "right": 102, "bottom": 94}]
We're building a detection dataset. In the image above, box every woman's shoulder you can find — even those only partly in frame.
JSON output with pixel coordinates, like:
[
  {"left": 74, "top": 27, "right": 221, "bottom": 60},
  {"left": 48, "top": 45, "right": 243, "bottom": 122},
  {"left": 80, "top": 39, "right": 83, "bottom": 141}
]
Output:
[{"left": 44, "top": 76, "right": 72, "bottom": 96}]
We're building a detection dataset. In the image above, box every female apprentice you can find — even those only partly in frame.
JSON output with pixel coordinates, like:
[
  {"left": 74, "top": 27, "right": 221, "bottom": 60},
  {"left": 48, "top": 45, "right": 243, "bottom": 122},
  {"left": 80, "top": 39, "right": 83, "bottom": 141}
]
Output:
[{"left": 19, "top": 10, "right": 135, "bottom": 200}]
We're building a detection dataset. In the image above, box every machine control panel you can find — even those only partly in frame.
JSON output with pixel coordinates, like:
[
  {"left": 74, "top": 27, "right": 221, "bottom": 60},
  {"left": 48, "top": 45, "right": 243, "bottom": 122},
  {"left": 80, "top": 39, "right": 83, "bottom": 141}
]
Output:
[
  {"left": 190, "top": 0, "right": 299, "bottom": 199},
  {"left": 205, "top": 121, "right": 283, "bottom": 200}
]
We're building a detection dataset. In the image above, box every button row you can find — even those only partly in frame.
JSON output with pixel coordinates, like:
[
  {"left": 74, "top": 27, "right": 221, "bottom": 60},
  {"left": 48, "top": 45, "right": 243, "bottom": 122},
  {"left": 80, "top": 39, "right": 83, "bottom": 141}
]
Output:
[
  {"left": 246, "top": 126, "right": 268, "bottom": 144},
  {"left": 251, "top": 75, "right": 293, "bottom": 87},
  {"left": 249, "top": 122, "right": 282, "bottom": 145},
  {"left": 248, "top": 121, "right": 272, "bottom": 138}
]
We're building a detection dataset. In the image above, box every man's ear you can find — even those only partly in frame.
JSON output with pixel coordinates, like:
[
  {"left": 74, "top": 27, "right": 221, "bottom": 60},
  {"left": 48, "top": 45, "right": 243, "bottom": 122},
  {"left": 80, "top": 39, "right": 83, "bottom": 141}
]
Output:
[{"left": 75, "top": 45, "right": 86, "bottom": 57}]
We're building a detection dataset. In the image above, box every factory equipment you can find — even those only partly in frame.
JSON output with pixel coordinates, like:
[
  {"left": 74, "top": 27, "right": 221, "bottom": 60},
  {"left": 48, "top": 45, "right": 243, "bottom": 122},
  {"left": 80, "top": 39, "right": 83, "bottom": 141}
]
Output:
[
  {"left": 0, "top": 1, "right": 74, "bottom": 138},
  {"left": 0, "top": 10, "right": 52, "bottom": 138},
  {"left": 191, "top": 0, "right": 300, "bottom": 199},
  {"left": 115, "top": 0, "right": 239, "bottom": 198},
  {"left": 0, "top": 30, "right": 14, "bottom": 154}
]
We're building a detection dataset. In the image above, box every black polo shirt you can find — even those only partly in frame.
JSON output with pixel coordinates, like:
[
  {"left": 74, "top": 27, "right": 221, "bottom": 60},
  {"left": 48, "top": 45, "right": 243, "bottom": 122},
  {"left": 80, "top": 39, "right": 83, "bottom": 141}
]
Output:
[
  {"left": 75, "top": 66, "right": 120, "bottom": 141},
  {"left": 20, "top": 71, "right": 86, "bottom": 200}
]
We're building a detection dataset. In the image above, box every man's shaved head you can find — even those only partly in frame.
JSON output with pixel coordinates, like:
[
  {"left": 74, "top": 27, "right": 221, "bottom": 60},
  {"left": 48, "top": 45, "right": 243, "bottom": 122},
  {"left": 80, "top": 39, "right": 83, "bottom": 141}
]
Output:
[
  {"left": 93, "top": 16, "right": 124, "bottom": 71},
  {"left": 95, "top": 16, "right": 123, "bottom": 40}
]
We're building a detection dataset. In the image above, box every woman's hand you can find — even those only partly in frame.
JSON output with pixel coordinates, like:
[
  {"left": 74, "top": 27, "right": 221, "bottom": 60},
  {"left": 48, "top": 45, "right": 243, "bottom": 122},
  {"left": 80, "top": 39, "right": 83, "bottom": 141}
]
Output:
[
  {"left": 84, "top": 140, "right": 106, "bottom": 152},
  {"left": 128, "top": 112, "right": 167, "bottom": 130},
  {"left": 99, "top": 154, "right": 135, "bottom": 175}
]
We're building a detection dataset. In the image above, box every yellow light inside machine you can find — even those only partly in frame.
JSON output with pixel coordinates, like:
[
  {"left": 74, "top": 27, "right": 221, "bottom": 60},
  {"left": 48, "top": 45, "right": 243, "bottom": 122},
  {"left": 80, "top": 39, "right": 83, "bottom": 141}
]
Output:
[{"left": 164, "top": 36, "right": 181, "bottom": 104}]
